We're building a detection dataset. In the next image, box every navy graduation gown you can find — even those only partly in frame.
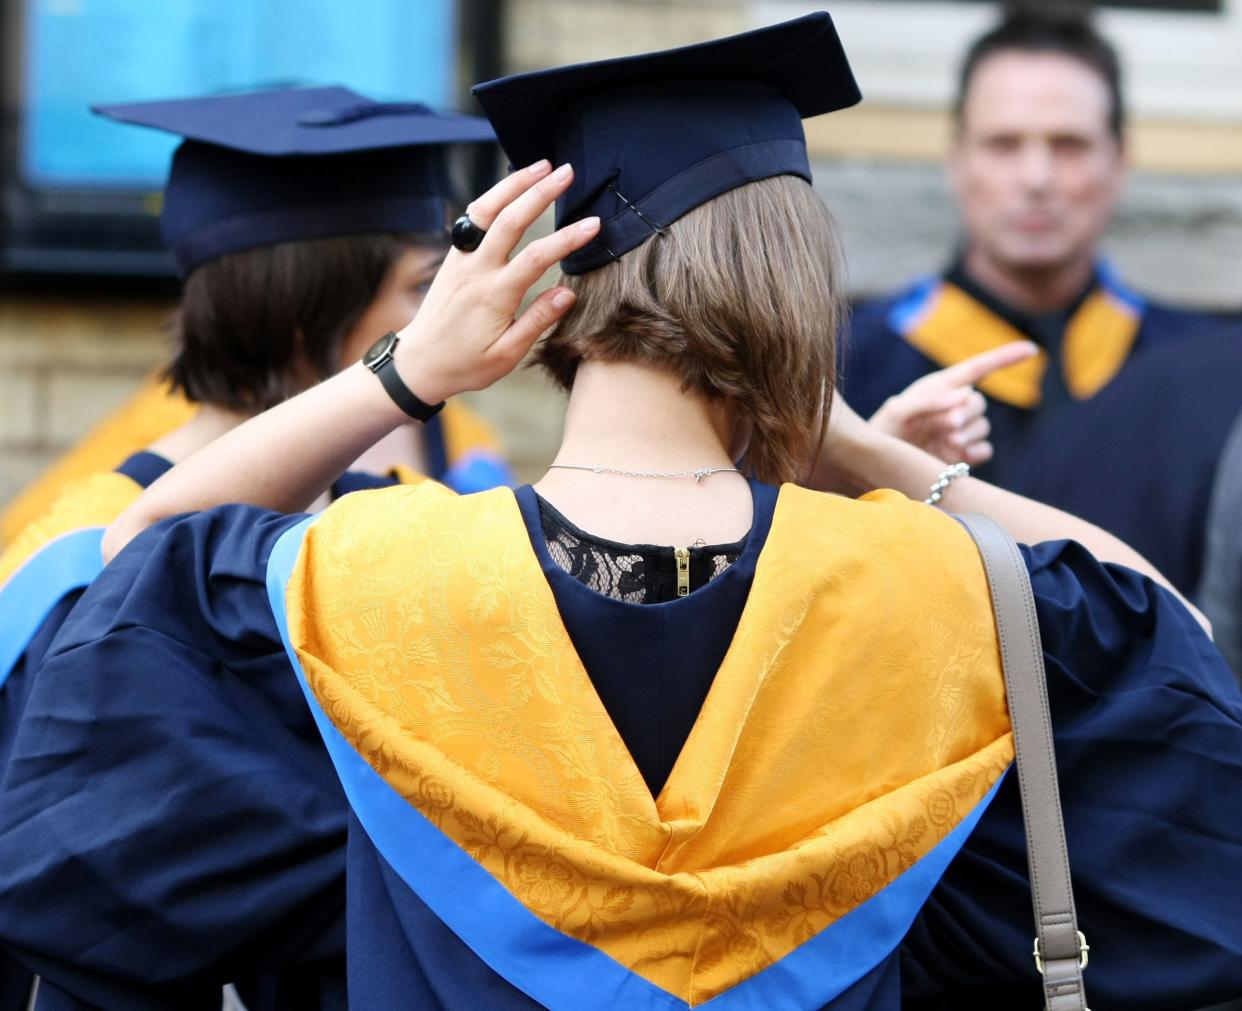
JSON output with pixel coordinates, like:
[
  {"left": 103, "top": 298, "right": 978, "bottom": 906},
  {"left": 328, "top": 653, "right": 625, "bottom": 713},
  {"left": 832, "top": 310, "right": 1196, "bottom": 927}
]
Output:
[
  {"left": 1, "top": 452, "right": 171, "bottom": 754},
  {"left": 1002, "top": 331, "right": 1242, "bottom": 596},
  {"left": 842, "top": 271, "right": 1238, "bottom": 583},
  {"left": 842, "top": 269, "right": 1234, "bottom": 470},
  {"left": 0, "top": 456, "right": 401, "bottom": 1011},
  {"left": 0, "top": 451, "right": 171, "bottom": 1011},
  {"left": 1, "top": 488, "right": 1241, "bottom": 1007}
]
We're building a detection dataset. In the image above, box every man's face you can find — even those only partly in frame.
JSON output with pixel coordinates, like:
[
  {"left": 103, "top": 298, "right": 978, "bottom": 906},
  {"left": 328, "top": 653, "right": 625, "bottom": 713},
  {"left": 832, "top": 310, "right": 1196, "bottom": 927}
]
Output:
[{"left": 950, "top": 50, "right": 1125, "bottom": 276}]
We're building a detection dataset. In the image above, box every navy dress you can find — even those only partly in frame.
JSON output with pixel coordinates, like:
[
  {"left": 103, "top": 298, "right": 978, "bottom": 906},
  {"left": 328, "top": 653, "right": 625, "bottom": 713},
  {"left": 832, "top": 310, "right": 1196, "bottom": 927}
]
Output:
[{"left": 0, "top": 484, "right": 1240, "bottom": 1008}]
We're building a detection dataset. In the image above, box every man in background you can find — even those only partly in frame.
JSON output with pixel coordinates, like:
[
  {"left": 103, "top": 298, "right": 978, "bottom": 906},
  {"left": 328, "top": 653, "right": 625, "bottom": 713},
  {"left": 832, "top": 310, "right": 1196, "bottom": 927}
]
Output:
[
  {"left": 1201, "top": 409, "right": 1242, "bottom": 677},
  {"left": 841, "top": 6, "right": 1239, "bottom": 593}
]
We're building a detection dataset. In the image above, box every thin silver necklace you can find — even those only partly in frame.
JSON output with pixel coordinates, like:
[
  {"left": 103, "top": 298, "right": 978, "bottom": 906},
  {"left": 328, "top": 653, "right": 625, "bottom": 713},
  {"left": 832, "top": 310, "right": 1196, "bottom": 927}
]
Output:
[{"left": 547, "top": 463, "right": 741, "bottom": 484}]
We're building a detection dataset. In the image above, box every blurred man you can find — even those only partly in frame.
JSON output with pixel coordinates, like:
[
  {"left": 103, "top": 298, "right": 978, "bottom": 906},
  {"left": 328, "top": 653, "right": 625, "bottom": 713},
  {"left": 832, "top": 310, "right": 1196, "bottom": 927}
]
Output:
[
  {"left": 1201, "top": 408, "right": 1242, "bottom": 677},
  {"left": 1007, "top": 328, "right": 1242, "bottom": 596},
  {"left": 842, "top": 7, "right": 1236, "bottom": 491}
]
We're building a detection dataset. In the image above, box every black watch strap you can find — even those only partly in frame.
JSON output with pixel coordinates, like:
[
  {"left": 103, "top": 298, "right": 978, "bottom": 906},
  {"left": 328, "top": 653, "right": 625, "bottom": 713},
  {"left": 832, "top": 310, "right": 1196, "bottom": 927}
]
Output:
[
  {"left": 363, "top": 331, "right": 445, "bottom": 422},
  {"left": 376, "top": 356, "right": 445, "bottom": 422}
]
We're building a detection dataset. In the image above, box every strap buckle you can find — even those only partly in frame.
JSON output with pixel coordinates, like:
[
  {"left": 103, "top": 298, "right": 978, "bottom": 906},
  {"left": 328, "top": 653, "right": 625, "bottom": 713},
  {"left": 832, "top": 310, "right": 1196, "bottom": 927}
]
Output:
[{"left": 1033, "top": 930, "right": 1090, "bottom": 973}]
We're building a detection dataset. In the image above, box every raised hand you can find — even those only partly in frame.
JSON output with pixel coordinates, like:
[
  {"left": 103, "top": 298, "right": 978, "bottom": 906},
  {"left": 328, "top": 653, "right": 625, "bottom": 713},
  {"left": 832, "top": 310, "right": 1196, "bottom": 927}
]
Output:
[
  {"left": 394, "top": 160, "right": 601, "bottom": 405},
  {"left": 867, "top": 342, "right": 1039, "bottom": 465}
]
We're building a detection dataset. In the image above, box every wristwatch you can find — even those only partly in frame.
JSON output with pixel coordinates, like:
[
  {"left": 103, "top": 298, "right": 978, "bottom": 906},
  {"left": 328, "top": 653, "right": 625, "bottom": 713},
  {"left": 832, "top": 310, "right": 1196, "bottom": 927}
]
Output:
[{"left": 362, "top": 331, "right": 445, "bottom": 422}]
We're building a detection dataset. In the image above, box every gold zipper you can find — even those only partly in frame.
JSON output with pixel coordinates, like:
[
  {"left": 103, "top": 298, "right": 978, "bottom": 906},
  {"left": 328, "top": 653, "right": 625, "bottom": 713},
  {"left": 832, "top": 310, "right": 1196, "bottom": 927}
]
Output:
[{"left": 674, "top": 547, "right": 690, "bottom": 597}]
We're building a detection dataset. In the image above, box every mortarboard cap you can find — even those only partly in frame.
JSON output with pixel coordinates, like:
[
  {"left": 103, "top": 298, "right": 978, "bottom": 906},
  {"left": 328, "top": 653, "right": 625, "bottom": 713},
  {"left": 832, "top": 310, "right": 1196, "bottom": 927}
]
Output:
[
  {"left": 94, "top": 86, "right": 496, "bottom": 276},
  {"left": 472, "top": 12, "right": 860, "bottom": 274}
]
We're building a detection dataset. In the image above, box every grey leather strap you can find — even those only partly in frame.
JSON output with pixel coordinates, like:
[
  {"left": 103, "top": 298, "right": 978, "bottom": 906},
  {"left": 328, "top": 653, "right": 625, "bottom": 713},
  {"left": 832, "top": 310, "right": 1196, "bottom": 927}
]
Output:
[{"left": 957, "top": 513, "right": 1089, "bottom": 1011}]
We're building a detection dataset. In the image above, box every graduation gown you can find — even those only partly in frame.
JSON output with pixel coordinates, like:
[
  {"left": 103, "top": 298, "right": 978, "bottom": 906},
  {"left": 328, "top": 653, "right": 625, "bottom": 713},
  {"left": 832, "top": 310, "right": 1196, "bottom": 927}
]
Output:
[
  {"left": 0, "top": 377, "right": 194, "bottom": 548},
  {"left": 0, "top": 452, "right": 383, "bottom": 1011},
  {"left": 1, "top": 482, "right": 1240, "bottom": 1009},
  {"left": 0, "top": 448, "right": 507, "bottom": 1011},
  {"left": 0, "top": 451, "right": 411, "bottom": 769},
  {"left": 1000, "top": 330, "right": 1242, "bottom": 597},
  {"left": 839, "top": 265, "right": 1237, "bottom": 578},
  {"left": 0, "top": 452, "right": 170, "bottom": 1011}
]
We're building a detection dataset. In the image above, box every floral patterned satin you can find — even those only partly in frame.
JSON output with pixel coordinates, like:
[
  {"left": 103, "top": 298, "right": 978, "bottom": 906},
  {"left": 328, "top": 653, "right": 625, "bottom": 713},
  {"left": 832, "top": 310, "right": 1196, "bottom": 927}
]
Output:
[{"left": 282, "top": 482, "right": 1014, "bottom": 1005}]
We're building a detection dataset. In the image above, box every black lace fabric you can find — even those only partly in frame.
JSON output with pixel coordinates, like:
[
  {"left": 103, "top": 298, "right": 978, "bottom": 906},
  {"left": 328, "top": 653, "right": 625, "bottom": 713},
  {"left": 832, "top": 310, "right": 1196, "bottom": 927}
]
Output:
[{"left": 536, "top": 494, "right": 744, "bottom": 604}]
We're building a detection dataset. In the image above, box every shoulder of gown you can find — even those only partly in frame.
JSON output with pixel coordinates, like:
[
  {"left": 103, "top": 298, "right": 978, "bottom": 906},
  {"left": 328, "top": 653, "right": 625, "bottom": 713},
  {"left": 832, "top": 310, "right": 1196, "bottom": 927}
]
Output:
[
  {"left": 0, "top": 505, "right": 348, "bottom": 1007},
  {"left": 901, "top": 537, "right": 1242, "bottom": 1008}
]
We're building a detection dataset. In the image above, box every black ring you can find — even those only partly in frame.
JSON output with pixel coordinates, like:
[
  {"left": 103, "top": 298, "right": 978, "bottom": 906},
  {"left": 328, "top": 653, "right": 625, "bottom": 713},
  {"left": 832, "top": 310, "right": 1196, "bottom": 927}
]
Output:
[{"left": 451, "top": 214, "right": 487, "bottom": 253}]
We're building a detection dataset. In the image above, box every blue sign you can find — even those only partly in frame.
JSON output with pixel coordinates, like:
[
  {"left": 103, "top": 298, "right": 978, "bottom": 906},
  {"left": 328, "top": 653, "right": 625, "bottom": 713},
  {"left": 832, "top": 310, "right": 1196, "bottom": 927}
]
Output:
[{"left": 23, "top": 0, "right": 457, "bottom": 188}]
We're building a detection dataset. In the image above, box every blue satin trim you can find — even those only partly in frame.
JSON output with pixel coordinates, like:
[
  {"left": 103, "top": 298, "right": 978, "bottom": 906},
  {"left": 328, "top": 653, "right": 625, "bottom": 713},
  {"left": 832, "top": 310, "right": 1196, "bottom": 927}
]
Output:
[
  {"left": 267, "top": 518, "right": 1005, "bottom": 1009},
  {"left": 888, "top": 260, "right": 1145, "bottom": 339},
  {"left": 707, "top": 774, "right": 1004, "bottom": 1009},
  {"left": 423, "top": 412, "right": 512, "bottom": 494},
  {"left": 886, "top": 276, "right": 940, "bottom": 337},
  {"left": 443, "top": 452, "right": 515, "bottom": 494},
  {"left": 0, "top": 527, "right": 105, "bottom": 689},
  {"left": 1096, "top": 259, "right": 1146, "bottom": 316}
]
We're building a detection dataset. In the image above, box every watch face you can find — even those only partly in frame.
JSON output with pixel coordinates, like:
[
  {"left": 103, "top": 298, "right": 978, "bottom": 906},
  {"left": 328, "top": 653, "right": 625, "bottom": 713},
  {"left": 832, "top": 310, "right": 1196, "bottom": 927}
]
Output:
[{"left": 363, "top": 331, "right": 397, "bottom": 368}]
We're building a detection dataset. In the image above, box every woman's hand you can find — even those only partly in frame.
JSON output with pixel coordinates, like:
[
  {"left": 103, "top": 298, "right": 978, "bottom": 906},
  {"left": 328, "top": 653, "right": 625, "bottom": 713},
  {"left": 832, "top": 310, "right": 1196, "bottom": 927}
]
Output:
[
  {"left": 867, "top": 342, "right": 1038, "bottom": 465},
  {"left": 395, "top": 160, "right": 601, "bottom": 405},
  {"left": 104, "top": 161, "right": 597, "bottom": 560}
]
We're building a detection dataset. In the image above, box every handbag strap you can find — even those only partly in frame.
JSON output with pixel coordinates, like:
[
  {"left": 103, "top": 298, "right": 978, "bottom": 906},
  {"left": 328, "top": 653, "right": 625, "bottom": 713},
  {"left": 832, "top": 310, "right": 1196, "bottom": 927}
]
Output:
[{"left": 956, "top": 513, "right": 1090, "bottom": 1011}]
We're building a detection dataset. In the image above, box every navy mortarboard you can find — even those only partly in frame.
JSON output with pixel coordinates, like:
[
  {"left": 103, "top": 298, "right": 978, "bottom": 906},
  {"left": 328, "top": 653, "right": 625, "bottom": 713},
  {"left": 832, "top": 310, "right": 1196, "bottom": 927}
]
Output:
[
  {"left": 94, "top": 86, "right": 496, "bottom": 275},
  {"left": 472, "top": 12, "right": 860, "bottom": 274}
]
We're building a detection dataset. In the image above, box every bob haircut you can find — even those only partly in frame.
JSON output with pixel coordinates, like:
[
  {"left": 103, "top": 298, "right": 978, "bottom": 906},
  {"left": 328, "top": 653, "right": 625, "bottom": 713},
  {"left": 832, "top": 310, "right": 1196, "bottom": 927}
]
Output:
[
  {"left": 536, "top": 175, "right": 843, "bottom": 486},
  {"left": 168, "top": 230, "right": 445, "bottom": 412}
]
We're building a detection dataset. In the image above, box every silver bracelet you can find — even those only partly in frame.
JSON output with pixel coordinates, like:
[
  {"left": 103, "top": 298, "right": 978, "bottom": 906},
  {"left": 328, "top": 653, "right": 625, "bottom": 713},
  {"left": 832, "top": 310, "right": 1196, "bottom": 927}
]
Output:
[{"left": 924, "top": 462, "right": 970, "bottom": 506}]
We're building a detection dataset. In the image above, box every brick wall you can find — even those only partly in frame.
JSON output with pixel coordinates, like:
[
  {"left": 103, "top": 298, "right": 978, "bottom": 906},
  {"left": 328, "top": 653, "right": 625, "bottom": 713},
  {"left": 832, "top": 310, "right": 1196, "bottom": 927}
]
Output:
[
  {"left": 0, "top": 297, "right": 173, "bottom": 507},
  {"left": 503, "top": 0, "right": 745, "bottom": 71}
]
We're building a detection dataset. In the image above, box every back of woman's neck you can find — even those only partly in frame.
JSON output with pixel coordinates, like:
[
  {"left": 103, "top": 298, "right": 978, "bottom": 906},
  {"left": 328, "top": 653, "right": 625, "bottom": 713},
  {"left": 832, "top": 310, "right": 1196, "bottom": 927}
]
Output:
[
  {"left": 554, "top": 360, "right": 735, "bottom": 471},
  {"left": 534, "top": 359, "right": 753, "bottom": 548}
]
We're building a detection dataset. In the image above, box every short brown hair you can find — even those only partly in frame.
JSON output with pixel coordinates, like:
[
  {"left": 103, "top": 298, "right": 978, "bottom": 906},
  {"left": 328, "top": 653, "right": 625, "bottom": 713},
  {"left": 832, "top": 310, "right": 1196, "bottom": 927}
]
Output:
[
  {"left": 536, "top": 175, "right": 843, "bottom": 486},
  {"left": 169, "top": 231, "right": 443, "bottom": 412}
]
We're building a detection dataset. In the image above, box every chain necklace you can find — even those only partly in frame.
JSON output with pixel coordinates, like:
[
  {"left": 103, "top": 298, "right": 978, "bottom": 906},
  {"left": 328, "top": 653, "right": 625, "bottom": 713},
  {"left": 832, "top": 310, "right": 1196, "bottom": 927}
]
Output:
[{"left": 547, "top": 463, "right": 741, "bottom": 484}]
